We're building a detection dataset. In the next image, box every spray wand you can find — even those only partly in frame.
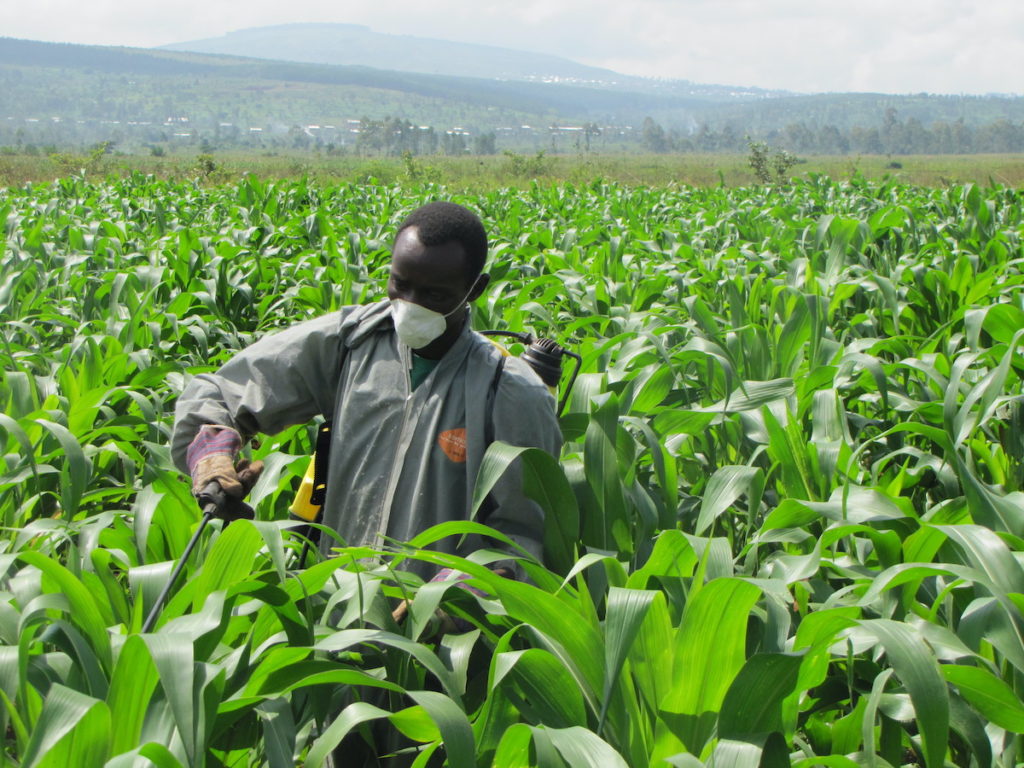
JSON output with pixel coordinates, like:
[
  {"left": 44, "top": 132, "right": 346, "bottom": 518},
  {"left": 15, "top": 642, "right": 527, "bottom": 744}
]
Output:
[{"left": 140, "top": 482, "right": 254, "bottom": 633}]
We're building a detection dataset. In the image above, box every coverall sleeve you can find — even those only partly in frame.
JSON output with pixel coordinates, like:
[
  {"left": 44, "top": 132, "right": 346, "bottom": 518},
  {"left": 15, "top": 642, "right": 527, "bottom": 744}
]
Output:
[
  {"left": 481, "top": 360, "right": 562, "bottom": 568},
  {"left": 171, "top": 311, "right": 347, "bottom": 473}
]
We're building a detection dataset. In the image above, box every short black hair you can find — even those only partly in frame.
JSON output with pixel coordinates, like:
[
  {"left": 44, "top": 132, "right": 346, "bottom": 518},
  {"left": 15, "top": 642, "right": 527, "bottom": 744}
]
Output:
[{"left": 395, "top": 201, "right": 488, "bottom": 283}]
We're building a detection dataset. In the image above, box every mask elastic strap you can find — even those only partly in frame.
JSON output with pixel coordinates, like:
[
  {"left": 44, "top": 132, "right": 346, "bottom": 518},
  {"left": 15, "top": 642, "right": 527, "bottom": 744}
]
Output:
[{"left": 442, "top": 278, "right": 482, "bottom": 319}]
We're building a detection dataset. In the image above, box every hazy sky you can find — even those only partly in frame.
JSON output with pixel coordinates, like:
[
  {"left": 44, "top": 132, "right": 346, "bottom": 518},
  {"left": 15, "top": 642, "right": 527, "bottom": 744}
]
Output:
[{"left": 5, "top": 0, "right": 1022, "bottom": 95}]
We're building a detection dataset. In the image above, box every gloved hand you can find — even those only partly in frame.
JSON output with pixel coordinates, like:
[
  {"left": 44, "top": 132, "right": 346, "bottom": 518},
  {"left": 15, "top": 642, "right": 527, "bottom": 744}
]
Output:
[
  {"left": 195, "top": 480, "right": 257, "bottom": 523},
  {"left": 186, "top": 425, "right": 264, "bottom": 498}
]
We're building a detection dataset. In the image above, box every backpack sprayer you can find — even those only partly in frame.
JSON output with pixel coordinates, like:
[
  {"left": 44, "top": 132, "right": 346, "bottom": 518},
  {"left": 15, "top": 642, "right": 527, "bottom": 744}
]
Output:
[{"left": 478, "top": 331, "right": 582, "bottom": 417}]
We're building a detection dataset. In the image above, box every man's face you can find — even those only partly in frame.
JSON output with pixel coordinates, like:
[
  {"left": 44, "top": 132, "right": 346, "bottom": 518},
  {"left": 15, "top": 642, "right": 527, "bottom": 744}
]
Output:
[
  {"left": 388, "top": 227, "right": 488, "bottom": 353},
  {"left": 388, "top": 227, "right": 486, "bottom": 312}
]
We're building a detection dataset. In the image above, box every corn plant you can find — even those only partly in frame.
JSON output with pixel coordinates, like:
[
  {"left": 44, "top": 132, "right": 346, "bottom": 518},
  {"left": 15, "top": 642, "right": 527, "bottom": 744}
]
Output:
[{"left": 1, "top": 175, "right": 1023, "bottom": 766}]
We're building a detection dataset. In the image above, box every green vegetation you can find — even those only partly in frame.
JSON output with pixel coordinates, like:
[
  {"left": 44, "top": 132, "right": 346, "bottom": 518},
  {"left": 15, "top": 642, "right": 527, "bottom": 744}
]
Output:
[
  {"left": 747, "top": 140, "right": 798, "bottom": 184},
  {"left": 2, "top": 175, "right": 1024, "bottom": 765}
]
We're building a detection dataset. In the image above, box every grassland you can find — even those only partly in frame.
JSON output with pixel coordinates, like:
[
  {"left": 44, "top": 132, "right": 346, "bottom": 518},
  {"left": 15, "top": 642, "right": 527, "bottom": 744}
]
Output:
[{"left": 1, "top": 150, "right": 1023, "bottom": 190}]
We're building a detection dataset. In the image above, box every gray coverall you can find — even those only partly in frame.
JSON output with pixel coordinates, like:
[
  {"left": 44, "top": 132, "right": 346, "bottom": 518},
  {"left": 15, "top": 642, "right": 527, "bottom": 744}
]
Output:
[{"left": 171, "top": 300, "right": 562, "bottom": 575}]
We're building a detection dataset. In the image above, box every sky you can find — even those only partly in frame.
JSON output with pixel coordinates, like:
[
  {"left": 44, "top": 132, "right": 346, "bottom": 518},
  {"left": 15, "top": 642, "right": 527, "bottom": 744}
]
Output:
[{"left": 4, "top": 0, "right": 1022, "bottom": 95}]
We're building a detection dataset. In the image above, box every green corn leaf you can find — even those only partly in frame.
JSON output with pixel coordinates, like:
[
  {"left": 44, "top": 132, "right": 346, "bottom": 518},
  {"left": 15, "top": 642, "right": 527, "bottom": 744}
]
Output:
[
  {"left": 305, "top": 701, "right": 392, "bottom": 768},
  {"left": 626, "top": 590, "right": 673, "bottom": 714},
  {"left": 860, "top": 668, "right": 895, "bottom": 768},
  {"left": 942, "top": 664, "right": 1024, "bottom": 732},
  {"left": 18, "top": 550, "right": 113, "bottom": 670},
  {"left": 493, "top": 723, "right": 536, "bottom": 768},
  {"left": 488, "top": 576, "right": 605, "bottom": 710},
  {"left": 934, "top": 523, "right": 1024, "bottom": 595},
  {"left": 534, "top": 725, "right": 630, "bottom": 768},
  {"left": 104, "top": 742, "right": 186, "bottom": 768},
  {"left": 140, "top": 632, "right": 196, "bottom": 765},
  {"left": 407, "top": 690, "right": 475, "bottom": 768},
  {"left": 628, "top": 365, "right": 675, "bottom": 414},
  {"left": 695, "top": 465, "right": 764, "bottom": 535},
  {"left": 718, "top": 652, "right": 804, "bottom": 740},
  {"left": 390, "top": 705, "right": 441, "bottom": 743},
  {"left": 494, "top": 649, "right": 587, "bottom": 728},
  {"left": 600, "top": 587, "right": 655, "bottom": 728},
  {"left": 315, "top": 628, "right": 463, "bottom": 702},
  {"left": 584, "top": 393, "right": 627, "bottom": 552},
  {"left": 191, "top": 518, "right": 263, "bottom": 611},
  {"left": 471, "top": 441, "right": 579, "bottom": 574},
  {"left": 255, "top": 697, "right": 295, "bottom": 768},
  {"left": 857, "top": 619, "right": 948, "bottom": 768},
  {"left": 661, "top": 577, "right": 762, "bottom": 753},
  {"left": 106, "top": 634, "right": 160, "bottom": 756},
  {"left": 946, "top": 690, "right": 993, "bottom": 768},
  {"left": 35, "top": 418, "right": 91, "bottom": 515},
  {"left": 654, "top": 379, "right": 795, "bottom": 435},
  {"left": 706, "top": 738, "right": 765, "bottom": 768},
  {"left": 20, "top": 684, "right": 111, "bottom": 768}
]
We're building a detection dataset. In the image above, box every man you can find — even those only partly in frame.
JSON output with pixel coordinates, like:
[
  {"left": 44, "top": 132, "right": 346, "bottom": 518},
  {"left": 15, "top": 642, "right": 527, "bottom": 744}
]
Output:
[{"left": 171, "top": 201, "right": 561, "bottom": 578}]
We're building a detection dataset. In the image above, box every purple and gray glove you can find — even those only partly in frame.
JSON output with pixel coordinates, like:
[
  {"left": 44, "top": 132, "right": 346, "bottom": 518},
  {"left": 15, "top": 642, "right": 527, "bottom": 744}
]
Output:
[{"left": 186, "top": 425, "right": 264, "bottom": 499}]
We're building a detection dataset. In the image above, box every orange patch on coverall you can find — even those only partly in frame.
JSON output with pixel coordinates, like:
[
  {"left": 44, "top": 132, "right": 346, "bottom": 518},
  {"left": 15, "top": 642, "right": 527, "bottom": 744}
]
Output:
[{"left": 437, "top": 428, "right": 468, "bottom": 463}]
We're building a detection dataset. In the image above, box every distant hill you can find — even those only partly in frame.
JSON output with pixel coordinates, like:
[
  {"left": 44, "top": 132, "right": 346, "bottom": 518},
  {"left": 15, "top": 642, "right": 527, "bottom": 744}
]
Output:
[
  {"left": 0, "top": 36, "right": 722, "bottom": 129},
  {"left": 160, "top": 23, "right": 629, "bottom": 87}
]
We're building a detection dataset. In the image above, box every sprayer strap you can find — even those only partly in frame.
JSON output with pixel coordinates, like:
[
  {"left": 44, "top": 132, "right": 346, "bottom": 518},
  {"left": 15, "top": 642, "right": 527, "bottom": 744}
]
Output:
[
  {"left": 478, "top": 355, "right": 506, "bottom": 525},
  {"left": 308, "top": 421, "right": 333, "bottom": 507},
  {"left": 484, "top": 355, "right": 506, "bottom": 447}
]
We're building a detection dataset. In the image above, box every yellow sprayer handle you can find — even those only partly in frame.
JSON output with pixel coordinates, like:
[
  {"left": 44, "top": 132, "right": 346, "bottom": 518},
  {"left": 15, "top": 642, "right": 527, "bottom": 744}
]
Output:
[{"left": 289, "top": 457, "right": 321, "bottom": 522}]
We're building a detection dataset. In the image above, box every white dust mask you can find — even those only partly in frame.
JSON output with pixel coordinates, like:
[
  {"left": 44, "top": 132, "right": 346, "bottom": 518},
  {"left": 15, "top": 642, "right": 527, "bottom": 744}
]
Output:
[{"left": 390, "top": 284, "right": 476, "bottom": 349}]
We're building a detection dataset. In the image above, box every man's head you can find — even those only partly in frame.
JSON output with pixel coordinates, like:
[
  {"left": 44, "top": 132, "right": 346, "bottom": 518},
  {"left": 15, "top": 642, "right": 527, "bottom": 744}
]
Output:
[
  {"left": 388, "top": 202, "right": 491, "bottom": 357},
  {"left": 394, "top": 201, "right": 488, "bottom": 284}
]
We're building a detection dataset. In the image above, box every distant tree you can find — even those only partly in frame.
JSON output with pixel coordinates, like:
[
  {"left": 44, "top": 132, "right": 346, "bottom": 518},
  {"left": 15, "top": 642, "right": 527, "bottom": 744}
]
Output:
[
  {"left": 356, "top": 118, "right": 385, "bottom": 155},
  {"left": 288, "top": 125, "right": 311, "bottom": 150},
  {"left": 931, "top": 121, "right": 954, "bottom": 154},
  {"left": 642, "top": 117, "right": 669, "bottom": 153},
  {"left": 722, "top": 124, "right": 746, "bottom": 152},
  {"left": 442, "top": 131, "right": 466, "bottom": 156},
  {"left": 976, "top": 119, "right": 1022, "bottom": 153},
  {"left": 881, "top": 107, "right": 902, "bottom": 154},
  {"left": 748, "top": 139, "right": 796, "bottom": 184},
  {"left": 422, "top": 128, "right": 438, "bottom": 155},
  {"left": 693, "top": 123, "right": 717, "bottom": 152},
  {"left": 902, "top": 117, "right": 931, "bottom": 154},
  {"left": 850, "top": 126, "right": 883, "bottom": 154},
  {"left": 951, "top": 119, "right": 973, "bottom": 153},
  {"left": 817, "top": 124, "right": 849, "bottom": 154},
  {"left": 473, "top": 131, "right": 496, "bottom": 155},
  {"left": 782, "top": 122, "right": 814, "bottom": 153}
]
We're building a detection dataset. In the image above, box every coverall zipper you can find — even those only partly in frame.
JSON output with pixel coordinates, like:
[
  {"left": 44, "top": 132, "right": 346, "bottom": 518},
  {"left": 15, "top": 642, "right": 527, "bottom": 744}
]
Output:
[{"left": 375, "top": 344, "right": 415, "bottom": 547}]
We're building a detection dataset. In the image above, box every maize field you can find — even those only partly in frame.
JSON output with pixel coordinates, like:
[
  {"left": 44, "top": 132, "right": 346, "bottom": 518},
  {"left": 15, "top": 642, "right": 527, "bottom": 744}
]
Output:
[{"left": 2, "top": 173, "right": 1024, "bottom": 766}]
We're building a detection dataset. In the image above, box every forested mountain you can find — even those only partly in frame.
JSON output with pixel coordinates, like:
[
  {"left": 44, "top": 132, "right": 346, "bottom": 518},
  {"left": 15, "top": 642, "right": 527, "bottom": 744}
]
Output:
[
  {"left": 2, "top": 35, "right": 1023, "bottom": 155},
  {"left": 159, "top": 23, "right": 784, "bottom": 102},
  {"left": 160, "top": 23, "right": 625, "bottom": 86}
]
